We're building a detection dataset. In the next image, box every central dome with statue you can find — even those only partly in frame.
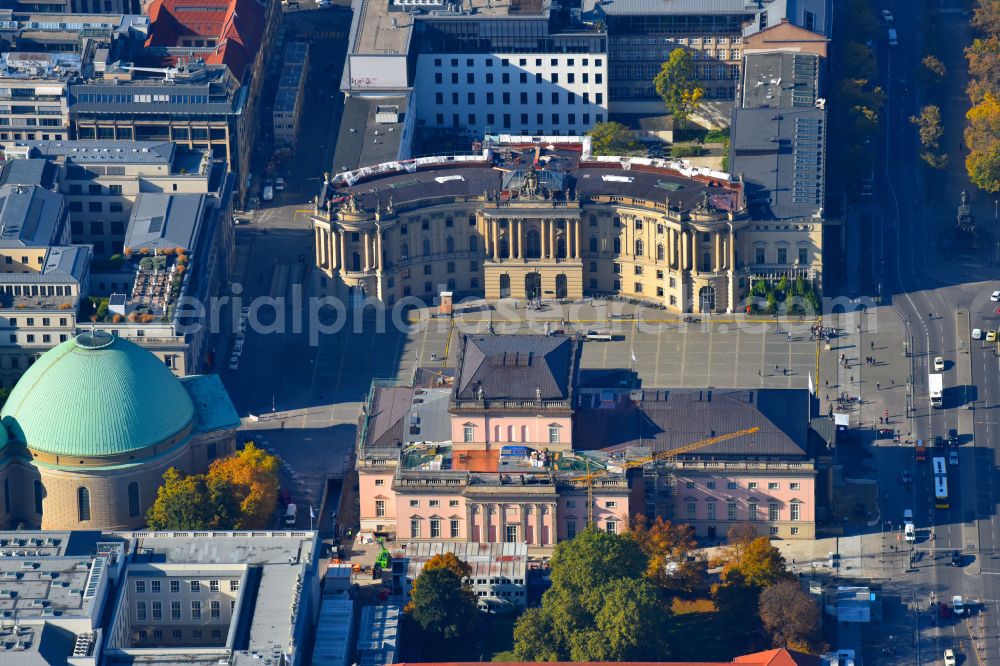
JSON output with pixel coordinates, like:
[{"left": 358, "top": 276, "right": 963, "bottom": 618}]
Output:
[{"left": 0, "top": 331, "right": 240, "bottom": 530}]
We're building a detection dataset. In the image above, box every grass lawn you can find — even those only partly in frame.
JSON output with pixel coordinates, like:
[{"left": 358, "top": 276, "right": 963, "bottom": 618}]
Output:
[{"left": 668, "top": 598, "right": 748, "bottom": 661}]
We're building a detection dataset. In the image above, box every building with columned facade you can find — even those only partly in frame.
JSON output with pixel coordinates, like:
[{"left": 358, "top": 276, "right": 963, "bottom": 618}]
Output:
[
  {"left": 356, "top": 332, "right": 818, "bottom": 551},
  {"left": 312, "top": 136, "right": 823, "bottom": 313}
]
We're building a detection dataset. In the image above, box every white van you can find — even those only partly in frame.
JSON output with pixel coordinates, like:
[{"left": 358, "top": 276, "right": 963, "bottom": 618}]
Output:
[
  {"left": 888, "top": 28, "right": 898, "bottom": 46},
  {"left": 284, "top": 503, "right": 297, "bottom": 527},
  {"left": 904, "top": 523, "right": 915, "bottom": 543}
]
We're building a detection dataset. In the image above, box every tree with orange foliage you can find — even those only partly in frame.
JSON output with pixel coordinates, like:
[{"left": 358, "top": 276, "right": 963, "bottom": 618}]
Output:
[
  {"left": 206, "top": 442, "right": 280, "bottom": 529},
  {"left": 628, "top": 515, "right": 707, "bottom": 595}
]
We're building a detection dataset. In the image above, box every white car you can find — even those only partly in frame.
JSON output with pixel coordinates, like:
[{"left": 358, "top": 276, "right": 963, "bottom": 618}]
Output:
[
  {"left": 992, "top": 290, "right": 1000, "bottom": 301},
  {"left": 944, "top": 649, "right": 956, "bottom": 666},
  {"left": 882, "top": 9, "right": 894, "bottom": 21},
  {"left": 953, "top": 595, "right": 965, "bottom": 615},
  {"left": 973, "top": 328, "right": 983, "bottom": 340},
  {"left": 317, "top": 0, "right": 333, "bottom": 6},
  {"left": 275, "top": 177, "right": 285, "bottom": 191},
  {"left": 934, "top": 356, "right": 945, "bottom": 371},
  {"left": 228, "top": 357, "right": 239, "bottom": 371}
]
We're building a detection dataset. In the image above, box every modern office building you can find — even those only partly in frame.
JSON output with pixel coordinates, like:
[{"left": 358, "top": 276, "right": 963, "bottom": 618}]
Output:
[
  {"left": 0, "top": 330, "right": 239, "bottom": 530},
  {"left": 342, "top": 0, "right": 609, "bottom": 142},
  {"left": 0, "top": 0, "right": 141, "bottom": 13},
  {"left": 313, "top": 135, "right": 823, "bottom": 312},
  {"left": 356, "top": 333, "right": 817, "bottom": 547},
  {"left": 0, "top": 11, "right": 149, "bottom": 54},
  {"left": 0, "top": 530, "right": 321, "bottom": 666},
  {"left": 581, "top": 0, "right": 828, "bottom": 120}
]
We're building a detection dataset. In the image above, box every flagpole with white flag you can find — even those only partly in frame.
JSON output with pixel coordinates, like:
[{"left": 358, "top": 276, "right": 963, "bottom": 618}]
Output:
[
  {"left": 309, "top": 505, "right": 315, "bottom": 530},
  {"left": 808, "top": 372, "right": 814, "bottom": 396}
]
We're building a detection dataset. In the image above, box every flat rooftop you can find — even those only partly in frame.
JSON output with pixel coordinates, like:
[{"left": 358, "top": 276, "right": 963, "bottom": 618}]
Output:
[
  {"left": 352, "top": 0, "right": 548, "bottom": 56},
  {"left": 331, "top": 95, "right": 408, "bottom": 174},
  {"left": 741, "top": 51, "right": 820, "bottom": 109},
  {"left": 109, "top": 531, "right": 319, "bottom": 666},
  {"left": 16, "top": 139, "right": 176, "bottom": 165}
]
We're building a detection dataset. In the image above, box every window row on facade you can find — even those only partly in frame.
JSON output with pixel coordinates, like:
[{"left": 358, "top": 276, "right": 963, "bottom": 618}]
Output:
[
  {"left": 134, "top": 578, "right": 238, "bottom": 594},
  {"left": 135, "top": 598, "right": 229, "bottom": 621}
]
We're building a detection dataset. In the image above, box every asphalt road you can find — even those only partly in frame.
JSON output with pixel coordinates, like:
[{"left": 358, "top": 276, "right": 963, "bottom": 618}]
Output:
[{"left": 868, "top": 0, "right": 1000, "bottom": 662}]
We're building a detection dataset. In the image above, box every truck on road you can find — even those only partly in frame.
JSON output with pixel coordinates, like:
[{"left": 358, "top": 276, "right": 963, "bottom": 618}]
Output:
[{"left": 929, "top": 373, "right": 943, "bottom": 408}]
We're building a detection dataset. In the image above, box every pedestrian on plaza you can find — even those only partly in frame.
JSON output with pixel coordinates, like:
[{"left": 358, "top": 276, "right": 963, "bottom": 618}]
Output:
[
  {"left": 825, "top": 379, "right": 829, "bottom": 386},
  {"left": 891, "top": 378, "right": 894, "bottom": 386},
  {"left": 877, "top": 382, "right": 880, "bottom": 390},
  {"left": 787, "top": 333, "right": 792, "bottom": 342},
  {"left": 871, "top": 341, "right": 875, "bottom": 351},
  {"left": 775, "top": 364, "right": 779, "bottom": 373},
  {"left": 850, "top": 375, "right": 853, "bottom": 383},
  {"left": 758, "top": 369, "right": 761, "bottom": 377},
  {"left": 783, "top": 367, "right": 787, "bottom": 376}
]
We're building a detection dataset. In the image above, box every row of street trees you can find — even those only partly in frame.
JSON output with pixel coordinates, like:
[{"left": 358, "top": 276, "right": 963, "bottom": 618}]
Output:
[
  {"left": 965, "top": 1, "right": 1000, "bottom": 191},
  {"left": 827, "top": 0, "right": 884, "bottom": 198},
  {"left": 146, "top": 442, "right": 280, "bottom": 530}
]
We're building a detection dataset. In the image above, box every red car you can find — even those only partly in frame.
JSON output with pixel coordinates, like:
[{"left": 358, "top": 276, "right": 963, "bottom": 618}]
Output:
[{"left": 939, "top": 602, "right": 952, "bottom": 618}]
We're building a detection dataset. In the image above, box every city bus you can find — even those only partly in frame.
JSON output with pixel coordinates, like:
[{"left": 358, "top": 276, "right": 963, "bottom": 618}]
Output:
[
  {"left": 934, "top": 475, "right": 950, "bottom": 509},
  {"left": 932, "top": 457, "right": 947, "bottom": 476}
]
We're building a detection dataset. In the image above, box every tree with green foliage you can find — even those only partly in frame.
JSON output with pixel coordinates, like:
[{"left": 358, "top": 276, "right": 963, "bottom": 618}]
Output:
[
  {"left": 146, "top": 467, "right": 238, "bottom": 530},
  {"left": 513, "top": 526, "right": 672, "bottom": 661},
  {"left": 653, "top": 49, "right": 704, "bottom": 128},
  {"left": 407, "top": 566, "right": 477, "bottom": 641},
  {"left": 588, "top": 121, "right": 643, "bottom": 156}
]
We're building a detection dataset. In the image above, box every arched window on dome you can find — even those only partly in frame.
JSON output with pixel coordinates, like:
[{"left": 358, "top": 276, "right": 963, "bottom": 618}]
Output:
[
  {"left": 77, "top": 487, "right": 91, "bottom": 522},
  {"left": 33, "top": 480, "right": 43, "bottom": 515},
  {"left": 128, "top": 482, "right": 140, "bottom": 518}
]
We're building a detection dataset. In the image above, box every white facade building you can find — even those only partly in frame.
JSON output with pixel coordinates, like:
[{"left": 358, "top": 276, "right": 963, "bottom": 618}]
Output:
[{"left": 413, "top": 52, "right": 608, "bottom": 137}]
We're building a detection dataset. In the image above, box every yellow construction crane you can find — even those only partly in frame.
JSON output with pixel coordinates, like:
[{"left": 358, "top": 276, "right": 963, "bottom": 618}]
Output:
[{"left": 572, "top": 426, "right": 761, "bottom": 524}]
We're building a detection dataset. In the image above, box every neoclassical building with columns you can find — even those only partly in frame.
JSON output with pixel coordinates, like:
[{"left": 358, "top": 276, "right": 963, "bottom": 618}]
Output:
[{"left": 311, "top": 137, "right": 824, "bottom": 313}]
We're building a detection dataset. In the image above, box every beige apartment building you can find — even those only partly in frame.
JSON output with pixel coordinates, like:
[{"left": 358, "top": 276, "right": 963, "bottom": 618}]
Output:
[
  {"left": 0, "top": 51, "right": 79, "bottom": 144},
  {"left": 313, "top": 139, "right": 823, "bottom": 313},
  {"left": 10, "top": 141, "right": 218, "bottom": 257}
]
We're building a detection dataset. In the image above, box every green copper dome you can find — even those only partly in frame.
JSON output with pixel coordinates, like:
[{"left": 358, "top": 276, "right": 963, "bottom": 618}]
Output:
[{"left": 1, "top": 332, "right": 196, "bottom": 458}]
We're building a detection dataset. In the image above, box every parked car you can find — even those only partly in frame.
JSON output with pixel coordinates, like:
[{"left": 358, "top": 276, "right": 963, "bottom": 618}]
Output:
[
  {"left": 989, "top": 330, "right": 998, "bottom": 342},
  {"left": 903, "top": 509, "right": 914, "bottom": 525},
  {"left": 939, "top": 602, "right": 952, "bottom": 618},
  {"left": 948, "top": 429, "right": 959, "bottom": 446},
  {"left": 944, "top": 648, "right": 956, "bottom": 666},
  {"left": 262, "top": 180, "right": 274, "bottom": 201},
  {"left": 991, "top": 289, "right": 1000, "bottom": 301},
  {"left": 934, "top": 356, "right": 945, "bottom": 371},
  {"left": 901, "top": 470, "right": 912, "bottom": 484},
  {"left": 949, "top": 450, "right": 959, "bottom": 465},
  {"left": 973, "top": 328, "right": 982, "bottom": 339},
  {"left": 882, "top": 9, "right": 894, "bottom": 21},
  {"left": 951, "top": 551, "right": 963, "bottom": 567},
  {"left": 275, "top": 177, "right": 285, "bottom": 191}
]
